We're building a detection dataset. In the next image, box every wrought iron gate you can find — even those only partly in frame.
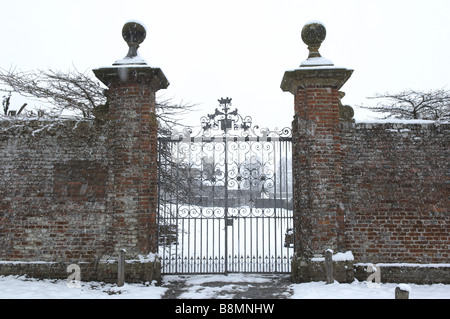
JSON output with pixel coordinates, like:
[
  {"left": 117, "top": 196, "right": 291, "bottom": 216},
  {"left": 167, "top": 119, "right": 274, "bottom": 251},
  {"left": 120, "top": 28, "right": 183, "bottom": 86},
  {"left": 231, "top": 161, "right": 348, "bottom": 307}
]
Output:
[{"left": 157, "top": 98, "right": 293, "bottom": 274}]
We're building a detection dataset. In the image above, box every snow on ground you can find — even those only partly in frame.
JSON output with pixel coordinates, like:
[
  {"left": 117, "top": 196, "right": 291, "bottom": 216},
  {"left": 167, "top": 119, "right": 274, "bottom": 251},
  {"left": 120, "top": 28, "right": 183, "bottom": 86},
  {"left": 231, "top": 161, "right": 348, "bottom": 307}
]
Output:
[
  {"left": 289, "top": 280, "right": 450, "bottom": 299},
  {"left": 0, "top": 275, "right": 166, "bottom": 299},
  {"left": 1, "top": 274, "right": 449, "bottom": 299}
]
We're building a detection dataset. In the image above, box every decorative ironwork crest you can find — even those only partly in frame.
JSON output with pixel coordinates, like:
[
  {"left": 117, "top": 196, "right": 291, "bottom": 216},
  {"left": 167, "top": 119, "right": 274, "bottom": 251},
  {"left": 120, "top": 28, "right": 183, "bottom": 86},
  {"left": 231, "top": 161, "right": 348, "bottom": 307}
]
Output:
[
  {"left": 170, "top": 98, "right": 291, "bottom": 141},
  {"left": 200, "top": 97, "right": 253, "bottom": 135}
]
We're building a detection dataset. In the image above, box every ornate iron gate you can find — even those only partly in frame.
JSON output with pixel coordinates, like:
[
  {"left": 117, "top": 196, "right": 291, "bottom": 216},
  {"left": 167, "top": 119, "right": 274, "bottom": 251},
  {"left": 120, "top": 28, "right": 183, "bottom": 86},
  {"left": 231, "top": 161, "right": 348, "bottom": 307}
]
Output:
[{"left": 157, "top": 98, "right": 293, "bottom": 274}]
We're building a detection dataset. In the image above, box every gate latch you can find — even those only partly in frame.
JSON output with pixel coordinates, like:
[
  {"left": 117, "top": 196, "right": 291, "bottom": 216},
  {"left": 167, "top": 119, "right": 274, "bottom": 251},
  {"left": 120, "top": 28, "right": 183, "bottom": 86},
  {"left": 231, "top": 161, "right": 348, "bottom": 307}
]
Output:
[{"left": 226, "top": 218, "right": 234, "bottom": 226}]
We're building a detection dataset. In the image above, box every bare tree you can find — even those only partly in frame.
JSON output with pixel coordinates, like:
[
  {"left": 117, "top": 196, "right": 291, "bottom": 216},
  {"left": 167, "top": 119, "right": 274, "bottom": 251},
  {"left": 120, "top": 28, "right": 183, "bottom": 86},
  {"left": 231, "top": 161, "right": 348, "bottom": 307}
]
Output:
[
  {"left": 0, "top": 67, "right": 103, "bottom": 118},
  {"left": 361, "top": 89, "right": 450, "bottom": 121},
  {"left": 0, "top": 66, "right": 196, "bottom": 128}
]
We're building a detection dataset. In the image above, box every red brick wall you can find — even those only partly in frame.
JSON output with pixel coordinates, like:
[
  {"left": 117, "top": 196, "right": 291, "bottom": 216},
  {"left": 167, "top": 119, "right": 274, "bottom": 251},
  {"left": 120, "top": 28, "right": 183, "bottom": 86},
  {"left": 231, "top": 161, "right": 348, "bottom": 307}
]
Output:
[
  {"left": 0, "top": 121, "right": 109, "bottom": 262},
  {"left": 341, "top": 123, "right": 450, "bottom": 264}
]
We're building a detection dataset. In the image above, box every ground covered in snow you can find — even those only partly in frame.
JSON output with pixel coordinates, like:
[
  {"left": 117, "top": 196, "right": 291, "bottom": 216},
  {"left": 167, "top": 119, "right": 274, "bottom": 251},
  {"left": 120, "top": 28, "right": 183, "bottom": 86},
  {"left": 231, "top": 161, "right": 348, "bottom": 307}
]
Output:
[{"left": 1, "top": 274, "right": 449, "bottom": 300}]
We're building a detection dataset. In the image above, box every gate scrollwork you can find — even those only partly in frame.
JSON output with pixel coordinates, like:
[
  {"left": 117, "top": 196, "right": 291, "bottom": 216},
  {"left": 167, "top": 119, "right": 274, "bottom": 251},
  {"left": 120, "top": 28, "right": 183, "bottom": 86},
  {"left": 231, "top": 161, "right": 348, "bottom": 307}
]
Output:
[{"left": 157, "top": 98, "right": 293, "bottom": 274}]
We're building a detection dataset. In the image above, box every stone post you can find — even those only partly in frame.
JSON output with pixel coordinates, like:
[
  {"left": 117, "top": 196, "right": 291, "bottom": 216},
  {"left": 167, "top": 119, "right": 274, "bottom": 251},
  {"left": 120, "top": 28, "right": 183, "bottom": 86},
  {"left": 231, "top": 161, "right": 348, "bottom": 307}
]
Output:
[
  {"left": 281, "top": 21, "right": 353, "bottom": 282},
  {"left": 93, "top": 21, "right": 169, "bottom": 258},
  {"left": 324, "top": 249, "right": 334, "bottom": 284},
  {"left": 395, "top": 284, "right": 411, "bottom": 299},
  {"left": 117, "top": 249, "right": 126, "bottom": 287}
]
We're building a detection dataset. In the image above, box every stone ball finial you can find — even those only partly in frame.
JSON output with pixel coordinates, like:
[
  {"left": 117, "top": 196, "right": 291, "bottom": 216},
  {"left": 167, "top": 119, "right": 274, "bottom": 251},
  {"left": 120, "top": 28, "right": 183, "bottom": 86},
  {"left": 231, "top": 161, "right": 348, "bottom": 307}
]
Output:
[
  {"left": 122, "top": 21, "right": 147, "bottom": 47},
  {"left": 301, "top": 21, "right": 326, "bottom": 59},
  {"left": 114, "top": 20, "right": 148, "bottom": 65}
]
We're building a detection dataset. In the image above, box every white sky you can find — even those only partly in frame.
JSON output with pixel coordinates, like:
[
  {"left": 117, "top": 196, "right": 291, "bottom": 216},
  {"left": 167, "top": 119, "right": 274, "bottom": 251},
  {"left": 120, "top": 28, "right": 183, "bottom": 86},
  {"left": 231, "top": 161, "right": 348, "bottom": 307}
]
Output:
[{"left": 1, "top": 0, "right": 450, "bottom": 129}]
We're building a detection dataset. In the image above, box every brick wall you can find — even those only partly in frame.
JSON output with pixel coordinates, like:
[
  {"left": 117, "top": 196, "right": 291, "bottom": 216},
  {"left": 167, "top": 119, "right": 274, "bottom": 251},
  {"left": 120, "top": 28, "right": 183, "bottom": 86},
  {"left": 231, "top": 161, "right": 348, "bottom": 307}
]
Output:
[
  {"left": 342, "top": 122, "right": 450, "bottom": 264},
  {"left": 0, "top": 114, "right": 161, "bottom": 264},
  {"left": 0, "top": 119, "right": 109, "bottom": 262}
]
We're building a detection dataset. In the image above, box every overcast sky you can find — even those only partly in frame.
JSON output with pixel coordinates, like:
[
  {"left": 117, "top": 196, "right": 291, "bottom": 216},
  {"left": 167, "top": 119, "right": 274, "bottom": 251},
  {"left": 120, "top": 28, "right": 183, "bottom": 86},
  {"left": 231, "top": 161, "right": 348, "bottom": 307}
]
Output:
[{"left": 1, "top": 0, "right": 449, "bottom": 129}]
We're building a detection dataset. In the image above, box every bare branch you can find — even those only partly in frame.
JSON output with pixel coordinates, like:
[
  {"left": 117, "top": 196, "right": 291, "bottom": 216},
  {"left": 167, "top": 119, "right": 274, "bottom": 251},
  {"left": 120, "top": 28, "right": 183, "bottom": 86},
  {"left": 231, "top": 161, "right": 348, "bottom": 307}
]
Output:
[
  {"left": 361, "top": 88, "right": 450, "bottom": 121},
  {"left": 0, "top": 67, "right": 197, "bottom": 128}
]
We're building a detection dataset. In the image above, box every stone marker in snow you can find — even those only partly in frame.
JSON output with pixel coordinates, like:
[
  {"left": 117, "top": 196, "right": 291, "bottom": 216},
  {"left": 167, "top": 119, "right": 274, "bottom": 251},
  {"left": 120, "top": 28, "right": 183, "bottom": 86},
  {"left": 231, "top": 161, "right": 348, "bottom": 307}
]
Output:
[
  {"left": 118, "top": 249, "right": 126, "bottom": 287},
  {"left": 325, "top": 249, "right": 334, "bottom": 284},
  {"left": 395, "top": 284, "right": 411, "bottom": 299}
]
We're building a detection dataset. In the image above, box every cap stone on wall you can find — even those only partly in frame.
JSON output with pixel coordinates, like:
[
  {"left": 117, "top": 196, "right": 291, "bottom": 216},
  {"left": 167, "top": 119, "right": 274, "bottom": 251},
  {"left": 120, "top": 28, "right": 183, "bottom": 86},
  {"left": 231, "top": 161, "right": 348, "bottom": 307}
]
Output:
[
  {"left": 281, "top": 21, "right": 353, "bottom": 93},
  {"left": 93, "top": 21, "right": 169, "bottom": 90}
]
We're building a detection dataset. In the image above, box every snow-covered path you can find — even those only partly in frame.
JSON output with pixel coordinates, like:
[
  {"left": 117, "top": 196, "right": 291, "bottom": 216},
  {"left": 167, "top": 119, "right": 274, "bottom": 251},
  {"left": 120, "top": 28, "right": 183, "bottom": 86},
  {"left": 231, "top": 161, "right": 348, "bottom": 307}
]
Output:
[{"left": 1, "top": 274, "right": 449, "bottom": 299}]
